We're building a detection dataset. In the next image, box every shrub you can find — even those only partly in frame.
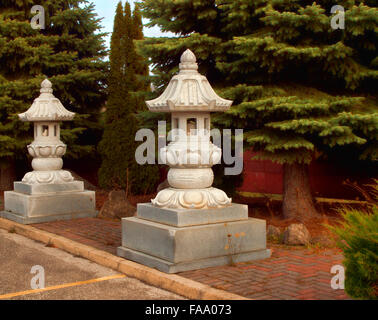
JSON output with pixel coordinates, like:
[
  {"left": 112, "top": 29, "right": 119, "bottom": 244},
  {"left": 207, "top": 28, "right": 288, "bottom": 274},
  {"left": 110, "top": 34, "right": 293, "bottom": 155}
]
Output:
[{"left": 329, "top": 180, "right": 378, "bottom": 300}]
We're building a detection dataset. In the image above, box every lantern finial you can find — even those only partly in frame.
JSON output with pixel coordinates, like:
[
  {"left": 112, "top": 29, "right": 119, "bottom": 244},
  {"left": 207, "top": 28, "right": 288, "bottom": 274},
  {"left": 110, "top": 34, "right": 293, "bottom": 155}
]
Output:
[
  {"left": 179, "top": 49, "right": 198, "bottom": 72},
  {"left": 180, "top": 49, "right": 196, "bottom": 63},
  {"left": 40, "top": 78, "right": 53, "bottom": 94}
]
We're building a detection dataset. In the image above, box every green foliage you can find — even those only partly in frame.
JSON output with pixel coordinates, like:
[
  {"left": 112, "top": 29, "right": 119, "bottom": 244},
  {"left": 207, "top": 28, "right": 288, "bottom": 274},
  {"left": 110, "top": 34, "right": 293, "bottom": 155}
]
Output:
[
  {"left": 329, "top": 180, "right": 378, "bottom": 300},
  {"left": 139, "top": 0, "right": 378, "bottom": 166},
  {"left": 98, "top": 1, "right": 159, "bottom": 194},
  {"left": 132, "top": 2, "right": 149, "bottom": 94},
  {"left": 0, "top": 0, "right": 108, "bottom": 162}
]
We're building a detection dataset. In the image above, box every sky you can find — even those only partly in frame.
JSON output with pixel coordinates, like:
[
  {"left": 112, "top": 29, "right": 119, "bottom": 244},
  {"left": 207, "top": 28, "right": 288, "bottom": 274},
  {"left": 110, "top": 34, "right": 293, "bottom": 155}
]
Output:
[{"left": 92, "top": 0, "right": 175, "bottom": 49}]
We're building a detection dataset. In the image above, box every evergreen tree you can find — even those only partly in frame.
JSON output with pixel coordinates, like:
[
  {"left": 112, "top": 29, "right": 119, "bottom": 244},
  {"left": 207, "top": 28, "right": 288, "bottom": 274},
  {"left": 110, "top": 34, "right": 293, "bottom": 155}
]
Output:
[
  {"left": 98, "top": 1, "right": 135, "bottom": 191},
  {"left": 0, "top": 0, "right": 107, "bottom": 189},
  {"left": 98, "top": 1, "right": 159, "bottom": 194},
  {"left": 122, "top": 2, "right": 138, "bottom": 101},
  {"left": 132, "top": 2, "right": 149, "bottom": 93},
  {"left": 139, "top": 0, "right": 378, "bottom": 220}
]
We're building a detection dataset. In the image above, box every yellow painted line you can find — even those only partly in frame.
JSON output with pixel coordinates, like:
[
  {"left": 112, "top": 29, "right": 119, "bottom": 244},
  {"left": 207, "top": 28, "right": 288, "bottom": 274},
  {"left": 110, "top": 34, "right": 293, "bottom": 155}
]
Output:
[{"left": 0, "top": 274, "right": 126, "bottom": 299}]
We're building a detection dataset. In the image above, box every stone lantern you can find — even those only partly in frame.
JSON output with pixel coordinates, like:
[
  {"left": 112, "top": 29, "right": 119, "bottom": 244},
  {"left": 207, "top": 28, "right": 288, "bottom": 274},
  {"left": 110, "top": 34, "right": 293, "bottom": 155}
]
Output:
[
  {"left": 147, "top": 49, "right": 232, "bottom": 209},
  {"left": 19, "top": 79, "right": 75, "bottom": 185},
  {"left": 0, "top": 79, "right": 97, "bottom": 224},
  {"left": 117, "top": 50, "right": 270, "bottom": 273}
]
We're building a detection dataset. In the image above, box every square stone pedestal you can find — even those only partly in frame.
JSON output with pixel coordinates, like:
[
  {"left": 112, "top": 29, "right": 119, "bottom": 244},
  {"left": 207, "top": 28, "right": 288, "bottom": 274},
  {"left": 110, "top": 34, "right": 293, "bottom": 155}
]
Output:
[
  {"left": 0, "top": 181, "right": 97, "bottom": 224},
  {"left": 117, "top": 203, "right": 271, "bottom": 273}
]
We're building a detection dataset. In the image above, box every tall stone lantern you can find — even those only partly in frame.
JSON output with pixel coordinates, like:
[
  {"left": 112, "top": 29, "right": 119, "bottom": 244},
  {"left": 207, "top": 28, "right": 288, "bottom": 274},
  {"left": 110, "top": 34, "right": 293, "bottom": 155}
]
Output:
[
  {"left": 0, "top": 79, "right": 97, "bottom": 224},
  {"left": 148, "top": 49, "right": 232, "bottom": 209},
  {"left": 117, "top": 50, "right": 270, "bottom": 273}
]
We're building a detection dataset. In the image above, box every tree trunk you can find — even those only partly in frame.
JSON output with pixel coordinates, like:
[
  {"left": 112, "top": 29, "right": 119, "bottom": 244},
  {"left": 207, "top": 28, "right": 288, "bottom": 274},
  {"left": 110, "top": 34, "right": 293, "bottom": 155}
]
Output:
[
  {"left": 282, "top": 162, "right": 319, "bottom": 221},
  {"left": 0, "top": 158, "right": 16, "bottom": 191}
]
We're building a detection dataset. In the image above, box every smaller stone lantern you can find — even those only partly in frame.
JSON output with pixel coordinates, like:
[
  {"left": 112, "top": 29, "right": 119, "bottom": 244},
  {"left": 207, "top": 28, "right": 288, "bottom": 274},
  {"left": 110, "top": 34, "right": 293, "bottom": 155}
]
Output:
[
  {"left": 0, "top": 79, "right": 97, "bottom": 224},
  {"left": 19, "top": 79, "right": 75, "bottom": 185},
  {"left": 117, "top": 50, "right": 271, "bottom": 273}
]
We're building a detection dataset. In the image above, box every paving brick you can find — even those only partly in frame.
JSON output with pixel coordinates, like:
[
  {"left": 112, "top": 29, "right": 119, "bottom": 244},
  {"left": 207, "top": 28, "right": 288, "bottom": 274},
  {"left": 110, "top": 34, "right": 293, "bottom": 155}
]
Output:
[{"left": 32, "top": 217, "right": 350, "bottom": 300}]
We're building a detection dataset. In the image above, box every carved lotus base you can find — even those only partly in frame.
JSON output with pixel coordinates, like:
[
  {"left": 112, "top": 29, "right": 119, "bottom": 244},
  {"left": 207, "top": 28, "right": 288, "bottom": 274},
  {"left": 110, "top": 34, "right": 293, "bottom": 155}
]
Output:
[
  {"left": 161, "top": 141, "right": 222, "bottom": 168},
  {"left": 22, "top": 170, "right": 74, "bottom": 184},
  {"left": 151, "top": 187, "right": 232, "bottom": 209}
]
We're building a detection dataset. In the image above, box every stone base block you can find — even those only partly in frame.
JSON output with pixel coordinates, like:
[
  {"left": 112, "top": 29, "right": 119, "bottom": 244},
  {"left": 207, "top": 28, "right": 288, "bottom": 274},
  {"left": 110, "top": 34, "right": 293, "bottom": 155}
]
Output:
[
  {"left": 0, "top": 190, "right": 97, "bottom": 224},
  {"left": 14, "top": 181, "right": 84, "bottom": 195},
  {"left": 137, "top": 203, "right": 248, "bottom": 227},
  {"left": 117, "top": 214, "right": 271, "bottom": 273},
  {"left": 117, "top": 246, "right": 271, "bottom": 274},
  {"left": 0, "top": 210, "right": 97, "bottom": 225}
]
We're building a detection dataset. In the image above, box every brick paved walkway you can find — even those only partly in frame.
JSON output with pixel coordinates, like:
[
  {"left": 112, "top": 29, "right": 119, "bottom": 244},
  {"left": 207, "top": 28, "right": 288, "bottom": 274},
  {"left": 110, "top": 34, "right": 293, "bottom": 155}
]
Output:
[{"left": 34, "top": 217, "right": 349, "bottom": 300}]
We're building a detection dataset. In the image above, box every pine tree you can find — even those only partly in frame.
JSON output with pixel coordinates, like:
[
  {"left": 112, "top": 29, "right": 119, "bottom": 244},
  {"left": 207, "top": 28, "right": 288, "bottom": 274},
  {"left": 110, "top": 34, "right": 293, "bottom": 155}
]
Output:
[
  {"left": 98, "top": 1, "right": 159, "bottom": 194},
  {"left": 0, "top": 0, "right": 107, "bottom": 189},
  {"left": 139, "top": 0, "right": 378, "bottom": 220}
]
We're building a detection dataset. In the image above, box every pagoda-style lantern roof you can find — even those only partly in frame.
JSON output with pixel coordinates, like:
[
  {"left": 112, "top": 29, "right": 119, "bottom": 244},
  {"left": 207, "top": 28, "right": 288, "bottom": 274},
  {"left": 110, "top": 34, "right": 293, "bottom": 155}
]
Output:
[
  {"left": 146, "top": 49, "right": 233, "bottom": 112},
  {"left": 18, "top": 79, "right": 75, "bottom": 122}
]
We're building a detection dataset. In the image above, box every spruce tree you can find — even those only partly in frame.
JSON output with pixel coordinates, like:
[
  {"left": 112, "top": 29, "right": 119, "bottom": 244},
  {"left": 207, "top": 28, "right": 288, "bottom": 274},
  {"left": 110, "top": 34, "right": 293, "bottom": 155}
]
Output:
[
  {"left": 98, "top": 1, "right": 159, "bottom": 195},
  {"left": 139, "top": 0, "right": 378, "bottom": 220},
  {"left": 0, "top": 0, "right": 107, "bottom": 189}
]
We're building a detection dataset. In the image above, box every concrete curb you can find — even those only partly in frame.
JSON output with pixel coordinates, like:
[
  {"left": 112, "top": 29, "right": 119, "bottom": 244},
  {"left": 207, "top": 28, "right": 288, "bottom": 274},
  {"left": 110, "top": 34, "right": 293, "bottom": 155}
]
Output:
[{"left": 0, "top": 218, "right": 248, "bottom": 300}]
